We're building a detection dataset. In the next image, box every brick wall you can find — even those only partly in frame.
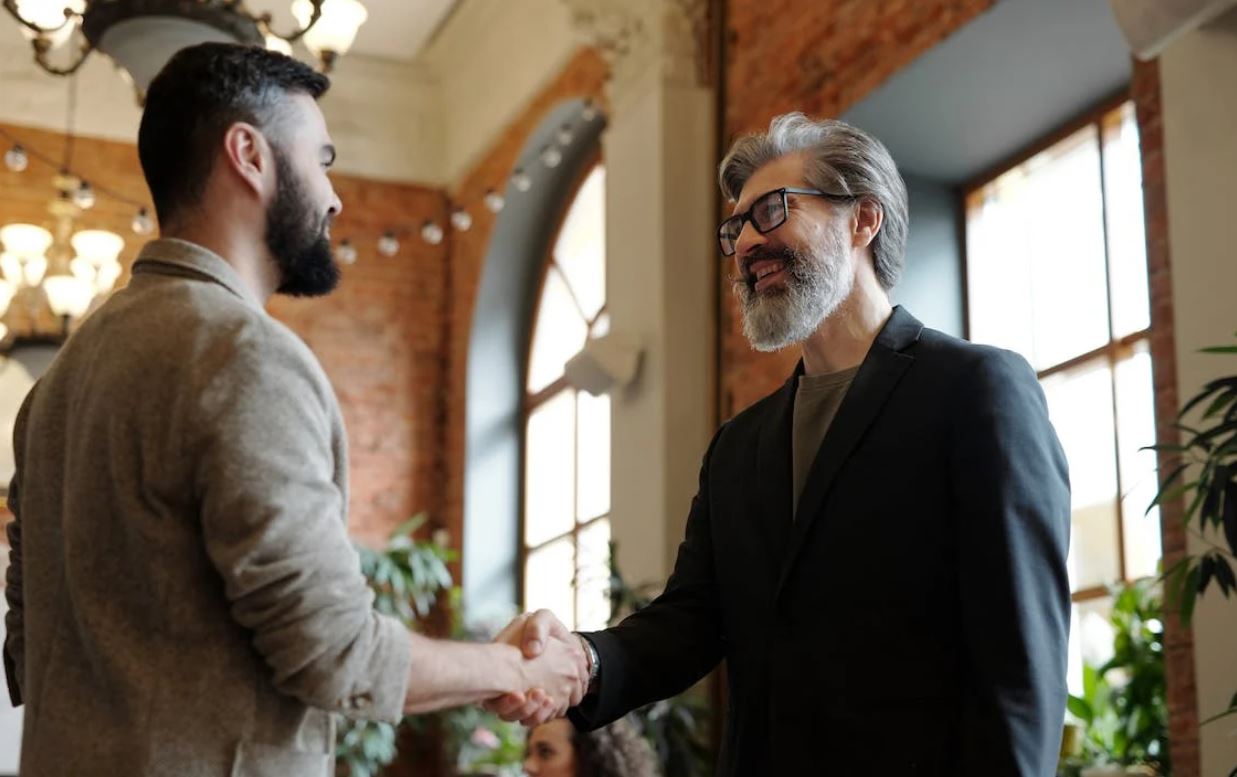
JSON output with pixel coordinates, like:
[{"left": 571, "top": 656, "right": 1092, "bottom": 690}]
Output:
[
  {"left": 1132, "top": 57, "right": 1199, "bottom": 777},
  {"left": 0, "top": 121, "right": 447, "bottom": 546},
  {"left": 719, "top": 0, "right": 994, "bottom": 415},
  {"left": 439, "top": 47, "right": 608, "bottom": 561}
]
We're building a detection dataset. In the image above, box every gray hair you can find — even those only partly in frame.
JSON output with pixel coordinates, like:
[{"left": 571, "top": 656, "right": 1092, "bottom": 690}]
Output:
[{"left": 718, "top": 113, "right": 909, "bottom": 289}]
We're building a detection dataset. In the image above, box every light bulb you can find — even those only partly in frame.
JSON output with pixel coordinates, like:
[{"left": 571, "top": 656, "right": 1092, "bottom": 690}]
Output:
[
  {"left": 291, "top": 0, "right": 369, "bottom": 62},
  {"left": 421, "top": 221, "right": 444, "bottom": 245},
  {"left": 131, "top": 207, "right": 154, "bottom": 235},
  {"left": 449, "top": 209, "right": 472, "bottom": 232},
  {"left": 265, "top": 34, "right": 293, "bottom": 56},
  {"left": 511, "top": 168, "right": 532, "bottom": 192},
  {"left": 581, "top": 100, "right": 598, "bottom": 122},
  {"left": 4, "top": 145, "right": 28, "bottom": 172},
  {"left": 540, "top": 145, "right": 562, "bottom": 169},
  {"left": 483, "top": 189, "right": 505, "bottom": 214},
  {"left": 336, "top": 239, "right": 357, "bottom": 265},
  {"left": 377, "top": 231, "right": 399, "bottom": 257},
  {"left": 556, "top": 124, "right": 575, "bottom": 146},
  {"left": 73, "top": 180, "right": 95, "bottom": 209}
]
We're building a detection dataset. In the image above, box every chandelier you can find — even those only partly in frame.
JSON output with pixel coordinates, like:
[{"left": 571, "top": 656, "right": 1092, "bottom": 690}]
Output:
[
  {"left": 2, "top": 0, "right": 368, "bottom": 95},
  {"left": 0, "top": 171, "right": 125, "bottom": 346}
]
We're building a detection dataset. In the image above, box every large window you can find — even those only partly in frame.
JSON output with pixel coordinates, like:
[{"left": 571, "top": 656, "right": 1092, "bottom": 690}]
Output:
[
  {"left": 965, "top": 101, "right": 1160, "bottom": 695},
  {"left": 522, "top": 166, "right": 611, "bottom": 631}
]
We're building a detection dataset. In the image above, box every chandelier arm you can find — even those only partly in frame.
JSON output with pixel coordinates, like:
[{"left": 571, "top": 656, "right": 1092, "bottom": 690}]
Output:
[
  {"left": 31, "top": 37, "right": 93, "bottom": 77},
  {"left": 2, "top": 0, "right": 78, "bottom": 36},
  {"left": 258, "top": 0, "right": 322, "bottom": 45}
]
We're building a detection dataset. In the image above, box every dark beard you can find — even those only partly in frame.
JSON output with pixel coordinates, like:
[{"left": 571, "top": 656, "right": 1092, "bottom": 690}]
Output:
[{"left": 266, "top": 149, "right": 339, "bottom": 297}]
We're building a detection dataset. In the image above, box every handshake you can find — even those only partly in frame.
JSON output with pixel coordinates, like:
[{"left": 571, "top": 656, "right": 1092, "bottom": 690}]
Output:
[{"left": 484, "top": 610, "right": 593, "bottom": 726}]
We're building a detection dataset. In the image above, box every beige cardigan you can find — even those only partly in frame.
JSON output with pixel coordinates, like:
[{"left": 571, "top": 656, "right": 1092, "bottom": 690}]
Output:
[{"left": 4, "top": 239, "right": 412, "bottom": 776}]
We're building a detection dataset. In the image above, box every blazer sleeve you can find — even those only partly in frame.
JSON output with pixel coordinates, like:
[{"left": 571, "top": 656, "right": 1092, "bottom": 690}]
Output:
[
  {"left": 569, "top": 425, "right": 728, "bottom": 730},
  {"left": 189, "top": 323, "right": 412, "bottom": 723},
  {"left": 3, "top": 386, "right": 35, "bottom": 708},
  {"left": 949, "top": 348, "right": 1072, "bottom": 777}
]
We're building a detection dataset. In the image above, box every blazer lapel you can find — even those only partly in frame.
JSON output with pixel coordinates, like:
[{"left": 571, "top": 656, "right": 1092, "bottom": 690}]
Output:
[
  {"left": 754, "top": 368, "right": 800, "bottom": 572},
  {"left": 774, "top": 306, "right": 924, "bottom": 600}
]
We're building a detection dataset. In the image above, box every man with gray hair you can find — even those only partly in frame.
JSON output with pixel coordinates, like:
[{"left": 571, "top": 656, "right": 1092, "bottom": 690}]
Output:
[{"left": 495, "top": 113, "right": 1072, "bottom": 776}]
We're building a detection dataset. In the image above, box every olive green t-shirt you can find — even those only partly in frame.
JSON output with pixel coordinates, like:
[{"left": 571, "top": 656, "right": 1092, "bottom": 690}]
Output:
[{"left": 792, "top": 365, "right": 860, "bottom": 517}]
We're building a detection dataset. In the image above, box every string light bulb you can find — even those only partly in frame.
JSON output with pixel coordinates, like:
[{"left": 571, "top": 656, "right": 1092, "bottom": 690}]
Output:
[
  {"left": 540, "top": 145, "right": 562, "bottom": 169},
  {"left": 377, "top": 231, "right": 399, "bottom": 257},
  {"left": 483, "top": 189, "right": 505, "bottom": 214},
  {"left": 556, "top": 123, "right": 575, "bottom": 146},
  {"left": 421, "top": 221, "right": 444, "bottom": 245},
  {"left": 449, "top": 209, "right": 472, "bottom": 232},
  {"left": 336, "top": 238, "right": 357, "bottom": 265},
  {"left": 72, "top": 180, "right": 95, "bottom": 209},
  {"left": 511, "top": 168, "right": 532, "bottom": 192},
  {"left": 4, "top": 145, "right": 28, "bottom": 172},
  {"left": 131, "top": 207, "right": 153, "bottom": 235}
]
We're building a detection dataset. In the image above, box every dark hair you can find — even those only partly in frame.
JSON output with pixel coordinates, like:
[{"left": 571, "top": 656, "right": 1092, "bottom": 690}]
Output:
[
  {"left": 572, "top": 717, "right": 661, "bottom": 777},
  {"left": 137, "top": 42, "right": 329, "bottom": 225}
]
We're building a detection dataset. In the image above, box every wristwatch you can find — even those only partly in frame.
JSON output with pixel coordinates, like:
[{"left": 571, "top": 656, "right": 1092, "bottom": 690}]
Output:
[{"left": 576, "top": 633, "right": 601, "bottom": 689}]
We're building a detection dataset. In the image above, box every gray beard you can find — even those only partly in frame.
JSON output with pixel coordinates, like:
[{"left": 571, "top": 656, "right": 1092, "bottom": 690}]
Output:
[{"left": 735, "top": 234, "right": 853, "bottom": 352}]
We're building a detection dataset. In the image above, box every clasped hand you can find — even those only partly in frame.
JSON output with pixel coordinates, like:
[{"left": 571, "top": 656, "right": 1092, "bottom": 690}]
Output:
[{"left": 485, "top": 609, "right": 588, "bottom": 726}]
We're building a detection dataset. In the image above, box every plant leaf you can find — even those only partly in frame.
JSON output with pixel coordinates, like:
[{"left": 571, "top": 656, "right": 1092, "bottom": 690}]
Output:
[
  {"left": 1200, "top": 345, "right": 1237, "bottom": 354},
  {"left": 1180, "top": 565, "right": 1201, "bottom": 626}
]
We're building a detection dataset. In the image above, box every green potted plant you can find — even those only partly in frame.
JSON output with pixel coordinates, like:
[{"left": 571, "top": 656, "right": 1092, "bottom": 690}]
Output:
[
  {"left": 1147, "top": 334, "right": 1237, "bottom": 727},
  {"left": 1059, "top": 578, "right": 1169, "bottom": 777}
]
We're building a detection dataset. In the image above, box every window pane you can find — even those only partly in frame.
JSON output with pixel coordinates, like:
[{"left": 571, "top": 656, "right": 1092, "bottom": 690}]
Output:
[
  {"left": 525, "top": 390, "right": 576, "bottom": 547},
  {"left": 1102, "top": 103, "right": 1151, "bottom": 339},
  {"left": 1043, "top": 359, "right": 1121, "bottom": 590},
  {"left": 528, "top": 266, "right": 589, "bottom": 393},
  {"left": 577, "top": 391, "right": 610, "bottom": 522},
  {"left": 1066, "top": 596, "right": 1116, "bottom": 698},
  {"left": 576, "top": 518, "right": 612, "bottom": 631},
  {"left": 525, "top": 536, "right": 576, "bottom": 631},
  {"left": 967, "top": 124, "right": 1110, "bottom": 370},
  {"left": 1115, "top": 341, "right": 1162, "bottom": 580},
  {"left": 554, "top": 167, "right": 606, "bottom": 322}
]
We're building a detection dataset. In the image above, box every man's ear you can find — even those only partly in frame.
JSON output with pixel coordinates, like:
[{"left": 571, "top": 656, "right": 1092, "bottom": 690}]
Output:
[
  {"left": 851, "top": 198, "right": 884, "bottom": 249},
  {"left": 220, "top": 122, "right": 272, "bottom": 200}
]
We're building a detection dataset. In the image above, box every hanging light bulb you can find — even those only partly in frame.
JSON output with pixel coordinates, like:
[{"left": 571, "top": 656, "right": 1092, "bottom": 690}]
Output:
[
  {"left": 449, "top": 209, "right": 472, "bottom": 232},
  {"left": 421, "top": 221, "right": 444, "bottom": 245},
  {"left": 73, "top": 180, "right": 95, "bottom": 209},
  {"left": 581, "top": 99, "right": 599, "bottom": 122},
  {"left": 291, "top": 0, "right": 370, "bottom": 70},
  {"left": 14, "top": 0, "right": 84, "bottom": 49},
  {"left": 131, "top": 207, "right": 154, "bottom": 236},
  {"left": 556, "top": 123, "right": 575, "bottom": 146},
  {"left": 4, "top": 145, "right": 29, "bottom": 173},
  {"left": 265, "top": 34, "right": 293, "bottom": 56},
  {"left": 483, "top": 189, "right": 505, "bottom": 214},
  {"left": 335, "top": 238, "right": 357, "bottom": 265},
  {"left": 377, "top": 231, "right": 399, "bottom": 257},
  {"left": 540, "top": 145, "right": 563, "bottom": 169},
  {"left": 511, "top": 167, "right": 532, "bottom": 192}
]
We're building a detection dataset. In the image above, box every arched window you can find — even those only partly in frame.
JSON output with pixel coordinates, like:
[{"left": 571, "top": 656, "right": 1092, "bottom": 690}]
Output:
[{"left": 521, "top": 165, "right": 610, "bottom": 631}]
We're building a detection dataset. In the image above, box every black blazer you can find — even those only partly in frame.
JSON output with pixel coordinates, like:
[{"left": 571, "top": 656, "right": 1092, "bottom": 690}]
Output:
[{"left": 570, "top": 307, "right": 1071, "bottom": 776}]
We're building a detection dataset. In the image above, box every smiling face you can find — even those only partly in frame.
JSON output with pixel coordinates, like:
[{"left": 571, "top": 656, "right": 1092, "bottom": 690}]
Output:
[{"left": 729, "top": 152, "right": 856, "bottom": 352}]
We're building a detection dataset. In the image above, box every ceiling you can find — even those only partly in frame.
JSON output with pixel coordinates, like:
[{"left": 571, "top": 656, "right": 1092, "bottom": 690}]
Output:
[
  {"left": 233, "top": 0, "right": 460, "bottom": 62},
  {"left": 840, "top": 0, "right": 1134, "bottom": 184}
]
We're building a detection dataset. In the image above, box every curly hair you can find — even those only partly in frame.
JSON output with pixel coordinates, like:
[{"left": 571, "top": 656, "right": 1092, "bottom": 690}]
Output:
[{"left": 572, "top": 717, "right": 661, "bottom": 777}]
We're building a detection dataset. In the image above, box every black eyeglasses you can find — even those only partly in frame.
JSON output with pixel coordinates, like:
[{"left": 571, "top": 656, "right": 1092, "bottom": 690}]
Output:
[{"left": 717, "top": 186, "right": 854, "bottom": 256}]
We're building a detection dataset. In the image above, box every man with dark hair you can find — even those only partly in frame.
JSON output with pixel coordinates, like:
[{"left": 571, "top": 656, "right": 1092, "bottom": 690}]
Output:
[{"left": 3, "top": 42, "right": 586, "bottom": 776}]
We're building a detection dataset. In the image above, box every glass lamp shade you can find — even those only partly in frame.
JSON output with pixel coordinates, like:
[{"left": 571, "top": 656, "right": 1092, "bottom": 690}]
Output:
[
  {"left": 15, "top": 0, "right": 85, "bottom": 48},
  {"left": 1, "top": 252, "right": 49, "bottom": 288},
  {"left": 42, "top": 273, "right": 94, "bottom": 318},
  {"left": 72, "top": 257, "right": 123, "bottom": 295},
  {"left": 1, "top": 223, "right": 53, "bottom": 260},
  {"left": 291, "top": 0, "right": 367, "bottom": 59},
  {"left": 71, "top": 229, "right": 124, "bottom": 265},
  {"left": 0, "top": 280, "right": 15, "bottom": 318},
  {"left": 265, "top": 34, "right": 293, "bottom": 56}
]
